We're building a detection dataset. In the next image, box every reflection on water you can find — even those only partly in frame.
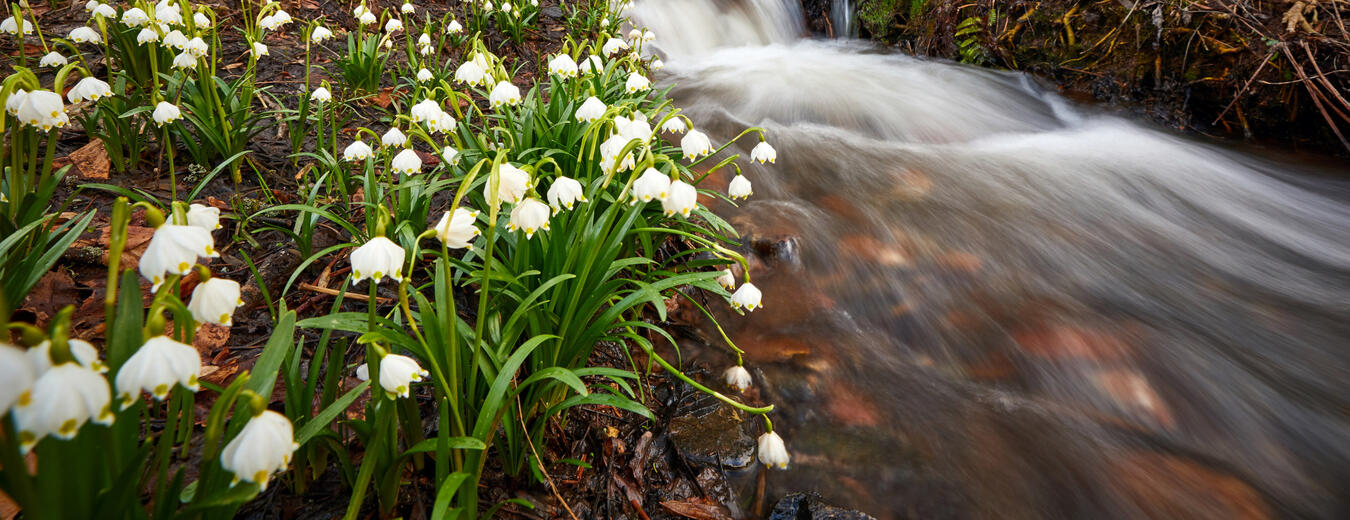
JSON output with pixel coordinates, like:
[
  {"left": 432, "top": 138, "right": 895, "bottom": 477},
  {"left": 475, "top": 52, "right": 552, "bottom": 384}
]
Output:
[{"left": 635, "top": 0, "right": 1350, "bottom": 518}]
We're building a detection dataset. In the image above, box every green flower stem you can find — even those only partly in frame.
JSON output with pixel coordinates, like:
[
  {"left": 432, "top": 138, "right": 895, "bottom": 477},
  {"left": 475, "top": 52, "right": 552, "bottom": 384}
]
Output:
[{"left": 632, "top": 327, "right": 773, "bottom": 415}]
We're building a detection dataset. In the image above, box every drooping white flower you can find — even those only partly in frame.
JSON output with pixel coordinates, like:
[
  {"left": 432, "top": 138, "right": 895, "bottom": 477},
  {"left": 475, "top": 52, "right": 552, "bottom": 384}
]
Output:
[
  {"left": 716, "top": 269, "right": 735, "bottom": 290},
  {"left": 136, "top": 27, "right": 160, "bottom": 44},
  {"left": 162, "top": 29, "right": 188, "bottom": 49},
  {"left": 650, "top": 57, "right": 664, "bottom": 71},
  {"left": 272, "top": 10, "right": 293, "bottom": 26},
  {"left": 757, "top": 431, "right": 789, "bottom": 469},
  {"left": 5, "top": 89, "right": 26, "bottom": 116},
  {"left": 34, "top": 339, "right": 104, "bottom": 373},
  {"left": 251, "top": 42, "right": 268, "bottom": 58},
  {"left": 575, "top": 96, "right": 606, "bottom": 122},
  {"left": 724, "top": 365, "right": 751, "bottom": 392},
  {"left": 351, "top": 236, "right": 405, "bottom": 284},
  {"left": 599, "top": 134, "right": 635, "bottom": 173},
  {"left": 358, "top": 11, "right": 376, "bottom": 25},
  {"left": 391, "top": 149, "right": 422, "bottom": 176},
  {"left": 384, "top": 18, "right": 403, "bottom": 33},
  {"left": 310, "top": 86, "right": 332, "bottom": 103},
  {"left": 188, "top": 277, "right": 243, "bottom": 326},
  {"left": 152, "top": 101, "right": 181, "bottom": 126},
  {"left": 310, "top": 25, "right": 334, "bottom": 43},
  {"left": 343, "top": 140, "right": 373, "bottom": 161},
  {"left": 488, "top": 81, "right": 521, "bottom": 108},
  {"left": 625, "top": 73, "right": 650, "bottom": 93},
  {"left": 627, "top": 28, "right": 642, "bottom": 41},
  {"left": 416, "top": 33, "right": 431, "bottom": 47},
  {"left": 548, "top": 54, "right": 578, "bottom": 78},
  {"left": 661, "top": 117, "right": 687, "bottom": 134},
  {"left": 579, "top": 54, "right": 604, "bottom": 74},
  {"left": 171, "top": 51, "right": 197, "bottom": 69},
  {"left": 631, "top": 168, "right": 671, "bottom": 203},
  {"left": 416, "top": 68, "right": 434, "bottom": 82},
  {"left": 93, "top": 4, "right": 117, "bottom": 19},
  {"left": 409, "top": 98, "right": 441, "bottom": 123},
  {"left": 122, "top": 8, "right": 150, "bottom": 27},
  {"left": 1, "top": 343, "right": 37, "bottom": 413},
  {"left": 114, "top": 336, "right": 201, "bottom": 405},
  {"left": 69, "top": 26, "right": 102, "bottom": 44},
  {"left": 84, "top": 1, "right": 101, "bottom": 13},
  {"left": 258, "top": 14, "right": 280, "bottom": 31},
  {"left": 750, "top": 141, "right": 777, "bottom": 164},
  {"left": 401, "top": 2, "right": 416, "bottom": 14},
  {"left": 139, "top": 224, "right": 218, "bottom": 289},
  {"left": 508, "top": 198, "right": 551, "bottom": 238},
  {"left": 353, "top": 5, "right": 370, "bottom": 19},
  {"left": 681, "top": 129, "right": 713, "bottom": 160},
  {"left": 187, "top": 203, "right": 221, "bottom": 230},
  {"left": 381, "top": 127, "right": 407, "bottom": 148},
  {"left": 454, "top": 60, "right": 486, "bottom": 85},
  {"left": 184, "top": 36, "right": 208, "bottom": 57},
  {"left": 440, "top": 146, "right": 460, "bottom": 165},
  {"left": 378, "top": 354, "right": 427, "bottom": 398},
  {"left": 602, "top": 37, "right": 628, "bottom": 56},
  {"left": 12, "top": 363, "right": 113, "bottom": 451},
  {"left": 615, "top": 112, "right": 652, "bottom": 143},
  {"left": 447, "top": 18, "right": 463, "bottom": 34},
  {"left": 192, "top": 11, "right": 211, "bottom": 28},
  {"left": 728, "top": 175, "right": 753, "bottom": 200},
  {"left": 547, "top": 177, "right": 586, "bottom": 212},
  {"left": 485, "top": 163, "right": 530, "bottom": 205},
  {"left": 220, "top": 410, "right": 298, "bottom": 491},
  {"left": 433, "top": 208, "right": 479, "bottom": 249},
  {"left": 17, "top": 91, "right": 69, "bottom": 132},
  {"left": 661, "top": 179, "right": 698, "bottom": 217},
  {"left": 731, "top": 282, "right": 763, "bottom": 312},
  {"left": 67, "top": 77, "right": 112, "bottom": 103},
  {"left": 155, "top": 5, "right": 183, "bottom": 26},
  {"left": 426, "top": 110, "right": 456, "bottom": 134}
]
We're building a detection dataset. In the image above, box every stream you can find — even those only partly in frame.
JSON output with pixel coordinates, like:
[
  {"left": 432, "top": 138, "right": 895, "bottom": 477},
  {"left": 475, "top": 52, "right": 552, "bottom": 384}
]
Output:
[{"left": 632, "top": 0, "right": 1350, "bottom": 518}]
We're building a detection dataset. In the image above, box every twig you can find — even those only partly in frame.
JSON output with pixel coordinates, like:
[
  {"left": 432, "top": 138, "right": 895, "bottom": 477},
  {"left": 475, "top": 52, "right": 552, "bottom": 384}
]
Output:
[
  {"left": 517, "top": 397, "right": 580, "bottom": 520},
  {"left": 299, "top": 282, "right": 393, "bottom": 303},
  {"left": 1212, "top": 51, "right": 1276, "bottom": 124}
]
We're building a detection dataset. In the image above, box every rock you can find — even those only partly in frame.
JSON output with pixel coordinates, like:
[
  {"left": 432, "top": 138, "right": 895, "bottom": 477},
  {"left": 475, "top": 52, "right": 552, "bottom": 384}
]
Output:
[
  {"left": 769, "top": 492, "right": 877, "bottom": 520},
  {"left": 540, "top": 6, "right": 563, "bottom": 19},
  {"left": 668, "top": 401, "right": 756, "bottom": 469},
  {"left": 751, "top": 235, "right": 802, "bottom": 267}
]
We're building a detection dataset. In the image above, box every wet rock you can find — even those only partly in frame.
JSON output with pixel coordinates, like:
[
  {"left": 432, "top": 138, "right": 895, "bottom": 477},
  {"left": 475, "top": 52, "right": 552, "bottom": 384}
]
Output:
[
  {"left": 668, "top": 401, "right": 756, "bottom": 469},
  {"left": 751, "top": 235, "right": 802, "bottom": 268},
  {"left": 768, "top": 492, "right": 877, "bottom": 520},
  {"left": 1111, "top": 452, "right": 1271, "bottom": 520}
]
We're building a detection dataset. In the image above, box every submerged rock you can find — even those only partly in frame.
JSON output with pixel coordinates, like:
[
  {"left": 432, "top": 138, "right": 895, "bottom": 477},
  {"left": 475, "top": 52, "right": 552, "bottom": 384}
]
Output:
[
  {"left": 668, "top": 400, "right": 756, "bottom": 469},
  {"left": 769, "top": 492, "right": 877, "bottom": 520}
]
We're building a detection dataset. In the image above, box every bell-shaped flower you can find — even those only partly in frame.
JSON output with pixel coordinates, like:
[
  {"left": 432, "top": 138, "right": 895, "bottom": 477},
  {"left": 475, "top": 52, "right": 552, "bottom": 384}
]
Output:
[
  {"left": 310, "top": 86, "right": 332, "bottom": 103},
  {"left": 155, "top": 5, "right": 183, "bottom": 26},
  {"left": 547, "top": 176, "right": 586, "bottom": 213},
  {"left": 508, "top": 198, "right": 551, "bottom": 238},
  {"left": 343, "top": 140, "right": 373, "bottom": 161},
  {"left": 631, "top": 168, "right": 670, "bottom": 203},
  {"left": 115, "top": 336, "right": 200, "bottom": 406},
  {"left": 12, "top": 363, "right": 113, "bottom": 451},
  {"left": 136, "top": 27, "right": 160, "bottom": 44},
  {"left": 378, "top": 354, "right": 427, "bottom": 398},
  {"left": 172, "top": 51, "right": 198, "bottom": 70},
  {"left": 724, "top": 365, "right": 751, "bottom": 392},
  {"left": 416, "top": 68, "right": 434, "bottom": 82},
  {"left": 272, "top": 10, "right": 293, "bottom": 26},
  {"left": 426, "top": 111, "right": 456, "bottom": 134},
  {"left": 650, "top": 57, "right": 665, "bottom": 71},
  {"left": 152, "top": 101, "right": 181, "bottom": 126},
  {"left": 681, "top": 129, "right": 713, "bottom": 160},
  {"left": 187, "top": 203, "right": 220, "bottom": 230},
  {"left": 220, "top": 410, "right": 298, "bottom": 491},
  {"left": 417, "top": 33, "right": 431, "bottom": 47},
  {"left": 757, "top": 431, "right": 789, "bottom": 469},
  {"left": 5, "top": 89, "right": 26, "bottom": 116},
  {"left": 67, "top": 77, "right": 113, "bottom": 103},
  {"left": 162, "top": 29, "right": 188, "bottom": 49},
  {"left": 311, "top": 25, "right": 333, "bottom": 43},
  {"left": 350, "top": 236, "right": 405, "bottom": 284},
  {"left": 616, "top": 112, "right": 652, "bottom": 143},
  {"left": 381, "top": 127, "right": 407, "bottom": 148},
  {"left": 122, "top": 8, "right": 150, "bottom": 27},
  {"left": 69, "top": 26, "right": 102, "bottom": 44},
  {"left": 17, "top": 90, "right": 69, "bottom": 132},
  {"left": 728, "top": 175, "right": 753, "bottom": 200},
  {"left": 402, "top": 2, "right": 416, "bottom": 14},
  {"left": 184, "top": 36, "right": 208, "bottom": 57},
  {"left": 251, "top": 42, "right": 268, "bottom": 58},
  {"left": 488, "top": 81, "right": 521, "bottom": 108},
  {"left": 40, "top": 52, "right": 68, "bottom": 68},
  {"left": 447, "top": 18, "right": 463, "bottom": 33},
  {"left": 258, "top": 14, "right": 279, "bottom": 31},
  {"left": 454, "top": 60, "right": 486, "bottom": 86},
  {"left": 602, "top": 37, "right": 628, "bottom": 56},
  {"left": 139, "top": 223, "right": 218, "bottom": 289},
  {"left": 440, "top": 146, "right": 460, "bottom": 165},
  {"left": 716, "top": 269, "right": 736, "bottom": 290},
  {"left": 189, "top": 277, "right": 243, "bottom": 326},
  {"left": 433, "top": 207, "right": 479, "bottom": 249},
  {"left": 0, "top": 16, "right": 32, "bottom": 35},
  {"left": 384, "top": 18, "right": 403, "bottom": 33},
  {"left": 485, "top": 163, "right": 531, "bottom": 205},
  {"left": 625, "top": 73, "right": 650, "bottom": 93},
  {"left": 548, "top": 54, "right": 578, "bottom": 78},
  {"left": 192, "top": 11, "right": 211, "bottom": 28},
  {"left": 1, "top": 343, "right": 36, "bottom": 413},
  {"left": 731, "top": 282, "right": 763, "bottom": 312},
  {"left": 353, "top": 5, "right": 370, "bottom": 19},
  {"left": 661, "top": 117, "right": 687, "bottom": 134},
  {"left": 751, "top": 141, "right": 777, "bottom": 164},
  {"left": 409, "top": 98, "right": 442, "bottom": 123},
  {"left": 579, "top": 54, "right": 603, "bottom": 74},
  {"left": 358, "top": 11, "right": 376, "bottom": 25},
  {"left": 391, "top": 149, "right": 422, "bottom": 176},
  {"left": 600, "top": 134, "right": 635, "bottom": 173},
  {"left": 93, "top": 4, "right": 117, "bottom": 19},
  {"left": 661, "top": 179, "right": 698, "bottom": 217},
  {"left": 575, "top": 96, "right": 606, "bottom": 122}
]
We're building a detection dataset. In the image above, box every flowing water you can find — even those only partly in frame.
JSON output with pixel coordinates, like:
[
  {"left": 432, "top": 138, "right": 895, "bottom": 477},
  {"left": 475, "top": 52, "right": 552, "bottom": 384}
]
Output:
[{"left": 632, "top": 0, "right": 1350, "bottom": 518}]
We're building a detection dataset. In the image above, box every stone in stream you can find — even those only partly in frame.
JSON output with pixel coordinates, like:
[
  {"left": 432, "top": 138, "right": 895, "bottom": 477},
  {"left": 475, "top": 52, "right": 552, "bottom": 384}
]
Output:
[
  {"left": 769, "top": 492, "right": 877, "bottom": 520},
  {"left": 667, "top": 399, "right": 757, "bottom": 469}
]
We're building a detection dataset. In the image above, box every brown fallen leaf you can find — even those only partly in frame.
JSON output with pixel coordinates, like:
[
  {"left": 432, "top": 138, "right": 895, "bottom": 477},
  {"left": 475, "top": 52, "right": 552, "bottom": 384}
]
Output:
[
  {"left": 100, "top": 225, "right": 155, "bottom": 271},
  {"left": 660, "top": 500, "right": 734, "bottom": 520},
  {"left": 193, "top": 323, "right": 231, "bottom": 356},
  {"left": 52, "top": 139, "right": 110, "bottom": 179},
  {"left": 19, "top": 270, "right": 80, "bottom": 326}
]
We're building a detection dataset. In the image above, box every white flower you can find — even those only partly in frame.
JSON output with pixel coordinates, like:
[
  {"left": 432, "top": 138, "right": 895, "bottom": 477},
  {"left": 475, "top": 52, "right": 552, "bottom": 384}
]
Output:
[
  {"left": 69, "top": 26, "right": 102, "bottom": 44},
  {"left": 508, "top": 198, "right": 551, "bottom": 238},
  {"left": 384, "top": 18, "right": 403, "bottom": 33},
  {"left": 716, "top": 269, "right": 735, "bottom": 290},
  {"left": 602, "top": 37, "right": 628, "bottom": 56},
  {"left": 681, "top": 130, "right": 713, "bottom": 160},
  {"left": 310, "top": 87, "right": 332, "bottom": 103},
  {"left": 447, "top": 19, "right": 462, "bottom": 33},
  {"left": 355, "top": 363, "right": 370, "bottom": 381},
  {"left": 575, "top": 96, "right": 606, "bottom": 122},
  {"left": 122, "top": 8, "right": 150, "bottom": 27},
  {"left": 402, "top": 2, "right": 415, "bottom": 14},
  {"left": 5, "top": 89, "right": 26, "bottom": 116},
  {"left": 579, "top": 54, "right": 603, "bottom": 74},
  {"left": 599, "top": 134, "right": 635, "bottom": 173},
  {"left": 189, "top": 277, "right": 243, "bottom": 326},
  {"left": 724, "top": 366, "right": 751, "bottom": 392},
  {"left": 417, "top": 33, "right": 431, "bottom": 46},
  {"left": 258, "top": 14, "right": 280, "bottom": 31},
  {"left": 139, "top": 224, "right": 218, "bottom": 289},
  {"left": 310, "top": 26, "right": 334, "bottom": 43},
  {"left": 93, "top": 4, "right": 117, "bottom": 19},
  {"left": 650, "top": 58, "right": 664, "bottom": 71},
  {"left": 171, "top": 51, "right": 197, "bottom": 70},
  {"left": 728, "top": 175, "right": 753, "bottom": 200},
  {"left": 0, "top": 343, "right": 36, "bottom": 413},
  {"left": 351, "top": 236, "right": 405, "bottom": 284},
  {"left": 187, "top": 203, "right": 221, "bottom": 230},
  {"left": 381, "top": 127, "right": 407, "bottom": 148},
  {"left": 750, "top": 141, "right": 777, "bottom": 164},
  {"left": 616, "top": 112, "right": 651, "bottom": 142},
  {"left": 731, "top": 282, "right": 763, "bottom": 311},
  {"left": 485, "top": 163, "right": 531, "bottom": 205},
  {"left": 193, "top": 11, "right": 211, "bottom": 28},
  {"left": 152, "top": 101, "right": 181, "bottom": 126},
  {"left": 155, "top": 5, "right": 183, "bottom": 26},
  {"left": 343, "top": 140, "right": 373, "bottom": 161},
  {"left": 67, "top": 77, "right": 112, "bottom": 103},
  {"left": 548, "top": 54, "right": 578, "bottom": 78},
  {"left": 12, "top": 363, "right": 113, "bottom": 451},
  {"left": 661, "top": 117, "right": 687, "bottom": 134},
  {"left": 631, "top": 168, "right": 670, "bottom": 203},
  {"left": 409, "top": 98, "right": 441, "bottom": 123},
  {"left": 454, "top": 59, "right": 486, "bottom": 85},
  {"left": 17, "top": 90, "right": 69, "bottom": 132},
  {"left": 115, "top": 336, "right": 200, "bottom": 405},
  {"left": 1, "top": 16, "right": 33, "bottom": 35},
  {"left": 426, "top": 111, "right": 456, "bottom": 134},
  {"left": 483, "top": 1, "right": 494, "bottom": 12},
  {"left": 251, "top": 42, "right": 268, "bottom": 58},
  {"left": 547, "top": 176, "right": 586, "bottom": 212},
  {"left": 378, "top": 354, "right": 427, "bottom": 398},
  {"left": 757, "top": 431, "right": 789, "bottom": 469},
  {"left": 39, "top": 52, "right": 68, "bottom": 69},
  {"left": 221, "top": 410, "right": 298, "bottom": 491},
  {"left": 627, "top": 28, "right": 642, "bottom": 41},
  {"left": 353, "top": 5, "right": 370, "bottom": 18},
  {"left": 162, "top": 29, "right": 188, "bottom": 49},
  {"left": 272, "top": 10, "right": 293, "bottom": 26},
  {"left": 488, "top": 81, "right": 521, "bottom": 108},
  {"left": 661, "top": 179, "right": 698, "bottom": 217},
  {"left": 440, "top": 146, "right": 460, "bottom": 165},
  {"left": 637, "top": 29, "right": 656, "bottom": 43},
  {"left": 84, "top": 1, "right": 101, "bottom": 13},
  {"left": 433, "top": 208, "right": 480, "bottom": 249},
  {"left": 25, "top": 339, "right": 105, "bottom": 373},
  {"left": 358, "top": 11, "right": 376, "bottom": 25},
  {"left": 391, "top": 149, "right": 422, "bottom": 176},
  {"left": 184, "top": 37, "right": 208, "bottom": 57},
  {"left": 416, "top": 68, "right": 434, "bottom": 82},
  {"left": 137, "top": 28, "right": 160, "bottom": 44},
  {"left": 625, "top": 73, "right": 650, "bottom": 93}
]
